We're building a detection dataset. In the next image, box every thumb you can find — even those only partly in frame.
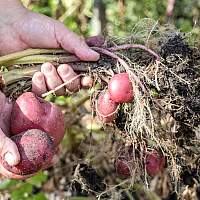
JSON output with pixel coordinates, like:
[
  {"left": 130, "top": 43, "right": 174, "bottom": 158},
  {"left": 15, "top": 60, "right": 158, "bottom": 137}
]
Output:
[
  {"left": 0, "top": 129, "right": 20, "bottom": 166},
  {"left": 54, "top": 22, "right": 100, "bottom": 61}
]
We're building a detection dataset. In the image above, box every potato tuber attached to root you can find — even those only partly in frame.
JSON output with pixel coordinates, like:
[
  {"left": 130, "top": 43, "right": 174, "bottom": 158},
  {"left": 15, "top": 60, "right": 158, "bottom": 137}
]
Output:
[
  {"left": 1, "top": 129, "right": 55, "bottom": 176},
  {"left": 115, "top": 146, "right": 134, "bottom": 178},
  {"left": 145, "top": 150, "right": 166, "bottom": 177},
  {"left": 10, "top": 92, "right": 65, "bottom": 146},
  {"left": 108, "top": 73, "right": 134, "bottom": 103},
  {"left": 115, "top": 157, "right": 132, "bottom": 178},
  {"left": 96, "top": 91, "right": 119, "bottom": 123},
  {"left": 81, "top": 76, "right": 94, "bottom": 89}
]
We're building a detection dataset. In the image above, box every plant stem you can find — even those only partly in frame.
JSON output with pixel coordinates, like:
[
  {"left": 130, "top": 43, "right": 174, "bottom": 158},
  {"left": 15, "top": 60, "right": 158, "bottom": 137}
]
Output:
[
  {"left": 107, "top": 44, "right": 160, "bottom": 60},
  {"left": 3, "top": 54, "right": 80, "bottom": 66},
  {"left": 0, "top": 48, "right": 66, "bottom": 65},
  {"left": 2, "top": 66, "right": 40, "bottom": 85},
  {"left": 72, "top": 94, "right": 90, "bottom": 110}
]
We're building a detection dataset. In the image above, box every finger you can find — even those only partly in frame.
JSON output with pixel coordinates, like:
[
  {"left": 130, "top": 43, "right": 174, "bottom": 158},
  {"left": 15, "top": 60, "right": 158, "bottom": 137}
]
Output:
[
  {"left": 41, "top": 63, "right": 65, "bottom": 96},
  {"left": 0, "top": 129, "right": 20, "bottom": 166},
  {"left": 55, "top": 23, "right": 100, "bottom": 61},
  {"left": 0, "top": 161, "right": 35, "bottom": 180},
  {"left": 16, "top": 12, "right": 99, "bottom": 61},
  {"left": 0, "top": 92, "right": 13, "bottom": 136},
  {"left": 32, "top": 72, "right": 47, "bottom": 96},
  {"left": 57, "top": 64, "right": 81, "bottom": 93}
]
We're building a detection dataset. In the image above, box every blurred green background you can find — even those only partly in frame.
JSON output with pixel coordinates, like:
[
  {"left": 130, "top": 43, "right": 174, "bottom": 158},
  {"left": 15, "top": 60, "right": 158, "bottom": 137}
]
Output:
[
  {"left": 0, "top": 0, "right": 200, "bottom": 200},
  {"left": 22, "top": 0, "right": 200, "bottom": 36}
]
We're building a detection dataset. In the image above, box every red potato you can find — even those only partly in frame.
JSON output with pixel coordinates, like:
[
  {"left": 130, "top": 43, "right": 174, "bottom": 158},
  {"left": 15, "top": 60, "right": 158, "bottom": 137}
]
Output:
[
  {"left": 145, "top": 150, "right": 166, "bottom": 177},
  {"left": 1, "top": 129, "right": 55, "bottom": 176},
  {"left": 115, "top": 157, "right": 131, "bottom": 178},
  {"left": 11, "top": 92, "right": 65, "bottom": 146},
  {"left": 108, "top": 73, "right": 134, "bottom": 103},
  {"left": 81, "top": 76, "right": 93, "bottom": 89},
  {"left": 115, "top": 146, "right": 134, "bottom": 178},
  {"left": 96, "top": 91, "right": 119, "bottom": 123}
]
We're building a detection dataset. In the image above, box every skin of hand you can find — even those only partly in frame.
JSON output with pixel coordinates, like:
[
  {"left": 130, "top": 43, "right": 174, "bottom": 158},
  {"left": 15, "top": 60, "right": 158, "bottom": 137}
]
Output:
[
  {"left": 0, "top": 62, "right": 87, "bottom": 179},
  {"left": 0, "top": 0, "right": 100, "bottom": 179},
  {"left": 0, "top": 1, "right": 99, "bottom": 61}
]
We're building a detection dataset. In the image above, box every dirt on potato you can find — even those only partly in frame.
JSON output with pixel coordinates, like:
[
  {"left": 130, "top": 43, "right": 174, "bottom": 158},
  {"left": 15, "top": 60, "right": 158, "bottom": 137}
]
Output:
[{"left": 1, "top": 129, "right": 55, "bottom": 176}]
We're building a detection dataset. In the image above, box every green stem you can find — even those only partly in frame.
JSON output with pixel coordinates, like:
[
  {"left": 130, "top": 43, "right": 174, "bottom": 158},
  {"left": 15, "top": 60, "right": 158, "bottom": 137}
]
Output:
[
  {"left": 72, "top": 94, "right": 90, "bottom": 110},
  {"left": 3, "top": 54, "right": 80, "bottom": 66},
  {"left": 0, "top": 48, "right": 67, "bottom": 65},
  {"left": 2, "top": 66, "right": 40, "bottom": 85}
]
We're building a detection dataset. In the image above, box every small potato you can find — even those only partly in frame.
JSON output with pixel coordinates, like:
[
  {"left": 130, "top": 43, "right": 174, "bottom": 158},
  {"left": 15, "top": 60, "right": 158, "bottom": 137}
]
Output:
[
  {"left": 115, "top": 157, "right": 131, "bottom": 178},
  {"left": 1, "top": 129, "right": 55, "bottom": 176},
  {"left": 108, "top": 73, "right": 134, "bottom": 103},
  {"left": 81, "top": 76, "right": 93, "bottom": 89},
  {"left": 96, "top": 91, "right": 119, "bottom": 123},
  {"left": 11, "top": 92, "right": 65, "bottom": 146},
  {"left": 145, "top": 150, "right": 166, "bottom": 177},
  {"left": 114, "top": 146, "right": 134, "bottom": 178}
]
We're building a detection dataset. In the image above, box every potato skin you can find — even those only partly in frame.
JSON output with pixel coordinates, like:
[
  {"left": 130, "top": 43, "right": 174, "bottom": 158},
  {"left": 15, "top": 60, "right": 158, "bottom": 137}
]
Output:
[
  {"left": 145, "top": 150, "right": 166, "bottom": 177},
  {"left": 1, "top": 129, "right": 55, "bottom": 175},
  {"left": 11, "top": 92, "right": 65, "bottom": 146},
  {"left": 108, "top": 73, "right": 134, "bottom": 103},
  {"left": 96, "top": 91, "right": 119, "bottom": 123},
  {"left": 115, "top": 157, "right": 131, "bottom": 178}
]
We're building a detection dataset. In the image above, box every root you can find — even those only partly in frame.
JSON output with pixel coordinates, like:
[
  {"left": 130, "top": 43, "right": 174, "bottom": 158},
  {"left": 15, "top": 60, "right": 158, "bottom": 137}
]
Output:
[
  {"left": 41, "top": 74, "right": 82, "bottom": 97},
  {"left": 108, "top": 44, "right": 160, "bottom": 60}
]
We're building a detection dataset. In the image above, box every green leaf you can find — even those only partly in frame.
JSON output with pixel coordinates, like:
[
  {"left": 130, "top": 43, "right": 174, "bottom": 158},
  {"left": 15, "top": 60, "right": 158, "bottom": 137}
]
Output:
[
  {"left": 44, "top": 94, "right": 56, "bottom": 102},
  {"left": 26, "top": 192, "right": 48, "bottom": 200},
  {"left": 11, "top": 182, "right": 33, "bottom": 200},
  {"left": 68, "top": 197, "right": 94, "bottom": 200},
  {"left": 55, "top": 96, "right": 68, "bottom": 106},
  {"left": 0, "top": 179, "right": 18, "bottom": 190},
  {"left": 27, "top": 171, "right": 48, "bottom": 187}
]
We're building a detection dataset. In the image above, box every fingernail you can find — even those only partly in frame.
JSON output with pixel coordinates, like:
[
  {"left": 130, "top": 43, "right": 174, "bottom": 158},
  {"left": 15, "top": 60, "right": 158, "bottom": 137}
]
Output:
[
  {"left": 43, "top": 64, "right": 53, "bottom": 73},
  {"left": 58, "top": 65, "right": 70, "bottom": 75},
  {"left": 4, "top": 152, "right": 16, "bottom": 166},
  {"left": 35, "top": 73, "right": 43, "bottom": 83},
  {"left": 87, "top": 49, "right": 100, "bottom": 60}
]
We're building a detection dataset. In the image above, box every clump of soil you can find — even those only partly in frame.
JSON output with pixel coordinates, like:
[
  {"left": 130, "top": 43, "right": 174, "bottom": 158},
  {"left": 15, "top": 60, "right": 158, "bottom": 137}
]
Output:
[{"left": 157, "top": 32, "right": 200, "bottom": 127}]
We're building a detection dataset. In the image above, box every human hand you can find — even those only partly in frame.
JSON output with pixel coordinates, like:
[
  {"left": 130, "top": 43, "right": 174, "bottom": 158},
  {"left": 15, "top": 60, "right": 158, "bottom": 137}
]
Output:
[
  {"left": 0, "top": 0, "right": 99, "bottom": 179},
  {"left": 0, "top": 91, "right": 25, "bottom": 179},
  {"left": 0, "top": 1, "right": 99, "bottom": 61},
  {"left": 0, "top": 90, "right": 62, "bottom": 179}
]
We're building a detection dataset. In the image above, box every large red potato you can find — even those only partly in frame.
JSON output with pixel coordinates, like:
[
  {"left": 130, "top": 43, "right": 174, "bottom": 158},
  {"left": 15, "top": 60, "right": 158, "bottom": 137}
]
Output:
[
  {"left": 1, "top": 129, "right": 55, "bottom": 175},
  {"left": 108, "top": 73, "right": 134, "bottom": 103},
  {"left": 10, "top": 92, "right": 65, "bottom": 146}
]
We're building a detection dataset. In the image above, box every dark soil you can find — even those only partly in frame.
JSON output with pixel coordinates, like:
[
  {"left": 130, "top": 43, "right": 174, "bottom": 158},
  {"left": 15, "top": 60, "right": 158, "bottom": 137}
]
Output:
[
  {"left": 157, "top": 33, "right": 200, "bottom": 127},
  {"left": 31, "top": 32, "right": 200, "bottom": 199}
]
